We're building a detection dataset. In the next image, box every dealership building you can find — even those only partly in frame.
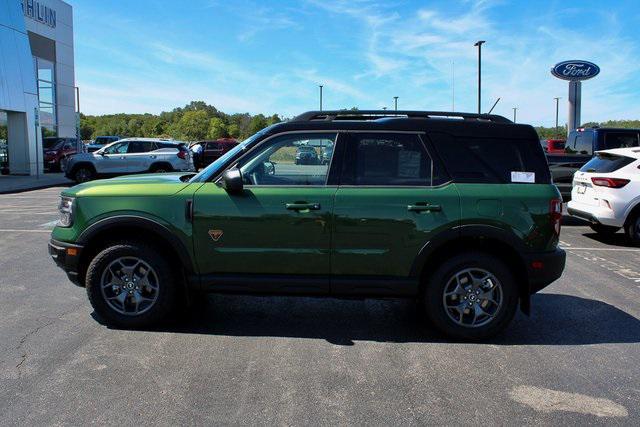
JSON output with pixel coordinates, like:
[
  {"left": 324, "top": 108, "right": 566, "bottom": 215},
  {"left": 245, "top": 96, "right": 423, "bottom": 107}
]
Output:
[{"left": 0, "top": 0, "right": 75, "bottom": 175}]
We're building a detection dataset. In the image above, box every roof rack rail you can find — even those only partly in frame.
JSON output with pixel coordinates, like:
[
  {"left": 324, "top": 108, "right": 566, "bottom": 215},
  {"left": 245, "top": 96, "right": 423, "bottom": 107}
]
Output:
[{"left": 291, "top": 110, "right": 512, "bottom": 124}]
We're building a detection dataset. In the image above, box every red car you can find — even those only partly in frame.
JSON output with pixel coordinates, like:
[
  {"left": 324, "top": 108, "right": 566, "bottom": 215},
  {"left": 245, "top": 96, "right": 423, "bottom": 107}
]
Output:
[
  {"left": 43, "top": 137, "right": 79, "bottom": 171},
  {"left": 195, "top": 138, "right": 238, "bottom": 168},
  {"left": 541, "top": 138, "right": 566, "bottom": 154}
]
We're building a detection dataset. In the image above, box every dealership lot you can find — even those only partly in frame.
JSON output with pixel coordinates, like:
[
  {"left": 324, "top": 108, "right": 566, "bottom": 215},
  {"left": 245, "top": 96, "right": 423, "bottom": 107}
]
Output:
[{"left": 0, "top": 187, "right": 639, "bottom": 424}]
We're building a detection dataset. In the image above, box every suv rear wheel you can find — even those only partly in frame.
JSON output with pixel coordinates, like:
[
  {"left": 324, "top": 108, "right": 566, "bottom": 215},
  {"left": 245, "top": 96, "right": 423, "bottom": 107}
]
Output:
[
  {"left": 424, "top": 252, "right": 518, "bottom": 341},
  {"left": 86, "top": 241, "right": 178, "bottom": 328}
]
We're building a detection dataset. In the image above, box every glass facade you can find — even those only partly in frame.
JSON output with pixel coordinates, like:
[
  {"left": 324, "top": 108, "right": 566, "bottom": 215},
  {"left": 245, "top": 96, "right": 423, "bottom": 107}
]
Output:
[{"left": 33, "top": 56, "right": 57, "bottom": 137}]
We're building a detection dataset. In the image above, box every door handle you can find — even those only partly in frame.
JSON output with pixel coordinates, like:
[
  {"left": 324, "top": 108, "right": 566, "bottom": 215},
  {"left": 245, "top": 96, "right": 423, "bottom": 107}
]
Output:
[
  {"left": 286, "top": 202, "right": 321, "bottom": 211},
  {"left": 150, "top": 155, "right": 157, "bottom": 159},
  {"left": 407, "top": 203, "right": 442, "bottom": 212},
  {"left": 119, "top": 156, "right": 126, "bottom": 159}
]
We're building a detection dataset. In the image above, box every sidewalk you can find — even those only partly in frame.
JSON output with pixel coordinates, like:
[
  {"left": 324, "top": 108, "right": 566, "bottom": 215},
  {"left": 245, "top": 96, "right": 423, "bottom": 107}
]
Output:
[{"left": 0, "top": 173, "right": 73, "bottom": 194}]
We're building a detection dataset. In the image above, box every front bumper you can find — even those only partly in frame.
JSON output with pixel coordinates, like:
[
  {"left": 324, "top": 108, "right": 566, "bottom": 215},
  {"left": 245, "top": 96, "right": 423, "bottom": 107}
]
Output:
[
  {"left": 49, "top": 239, "right": 84, "bottom": 287},
  {"left": 525, "top": 248, "right": 566, "bottom": 294}
]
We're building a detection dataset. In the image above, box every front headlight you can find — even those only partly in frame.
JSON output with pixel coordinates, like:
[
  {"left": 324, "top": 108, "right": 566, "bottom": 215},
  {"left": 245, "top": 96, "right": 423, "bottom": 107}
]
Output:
[{"left": 58, "top": 196, "right": 74, "bottom": 227}]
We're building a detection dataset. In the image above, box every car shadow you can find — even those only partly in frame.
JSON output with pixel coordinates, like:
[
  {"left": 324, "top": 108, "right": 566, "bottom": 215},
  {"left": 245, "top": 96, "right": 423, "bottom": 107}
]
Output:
[
  {"left": 94, "top": 293, "right": 640, "bottom": 346},
  {"left": 580, "top": 231, "right": 636, "bottom": 248}
]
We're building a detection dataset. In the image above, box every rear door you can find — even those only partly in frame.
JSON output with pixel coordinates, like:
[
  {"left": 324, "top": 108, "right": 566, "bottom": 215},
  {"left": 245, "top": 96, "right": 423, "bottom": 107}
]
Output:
[
  {"left": 331, "top": 132, "right": 460, "bottom": 294},
  {"left": 127, "top": 140, "right": 156, "bottom": 173}
]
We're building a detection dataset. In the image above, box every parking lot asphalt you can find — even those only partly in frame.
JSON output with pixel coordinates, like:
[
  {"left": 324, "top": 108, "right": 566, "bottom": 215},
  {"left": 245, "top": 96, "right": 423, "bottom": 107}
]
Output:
[{"left": 0, "top": 187, "right": 639, "bottom": 425}]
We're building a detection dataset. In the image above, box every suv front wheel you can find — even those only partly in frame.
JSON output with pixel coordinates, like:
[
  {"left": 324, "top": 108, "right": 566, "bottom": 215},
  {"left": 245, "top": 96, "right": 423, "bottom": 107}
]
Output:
[
  {"left": 86, "top": 241, "right": 178, "bottom": 328},
  {"left": 424, "top": 252, "right": 518, "bottom": 341}
]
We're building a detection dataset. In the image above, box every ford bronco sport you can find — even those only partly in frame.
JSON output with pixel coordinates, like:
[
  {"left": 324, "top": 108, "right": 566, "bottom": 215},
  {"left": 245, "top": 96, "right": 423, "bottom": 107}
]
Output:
[{"left": 49, "top": 110, "right": 565, "bottom": 340}]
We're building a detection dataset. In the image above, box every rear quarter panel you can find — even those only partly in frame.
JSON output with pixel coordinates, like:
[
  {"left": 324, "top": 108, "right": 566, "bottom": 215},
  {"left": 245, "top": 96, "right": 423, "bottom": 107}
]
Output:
[{"left": 456, "top": 183, "right": 561, "bottom": 252}]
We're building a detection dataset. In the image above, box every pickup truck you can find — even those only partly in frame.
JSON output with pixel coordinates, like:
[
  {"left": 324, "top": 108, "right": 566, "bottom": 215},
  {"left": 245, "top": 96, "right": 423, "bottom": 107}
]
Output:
[{"left": 547, "top": 127, "right": 640, "bottom": 200}]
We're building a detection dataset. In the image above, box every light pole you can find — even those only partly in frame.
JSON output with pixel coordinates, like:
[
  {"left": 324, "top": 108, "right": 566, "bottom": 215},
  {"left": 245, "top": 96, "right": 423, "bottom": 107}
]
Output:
[
  {"left": 474, "top": 40, "right": 485, "bottom": 114},
  {"left": 554, "top": 97, "right": 561, "bottom": 137},
  {"left": 319, "top": 85, "right": 323, "bottom": 111},
  {"left": 512, "top": 107, "right": 518, "bottom": 123},
  {"left": 393, "top": 96, "right": 398, "bottom": 111}
]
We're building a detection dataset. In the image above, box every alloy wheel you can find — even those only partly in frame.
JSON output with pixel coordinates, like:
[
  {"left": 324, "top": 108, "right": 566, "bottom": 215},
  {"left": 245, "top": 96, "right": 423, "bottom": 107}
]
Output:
[
  {"left": 442, "top": 268, "right": 503, "bottom": 328},
  {"left": 100, "top": 256, "right": 160, "bottom": 316}
]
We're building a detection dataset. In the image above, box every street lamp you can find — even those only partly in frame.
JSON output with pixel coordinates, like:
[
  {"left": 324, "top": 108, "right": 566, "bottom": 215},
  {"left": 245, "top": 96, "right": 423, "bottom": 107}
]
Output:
[
  {"left": 474, "top": 40, "right": 485, "bottom": 114},
  {"left": 393, "top": 96, "right": 398, "bottom": 111},
  {"left": 319, "top": 85, "right": 323, "bottom": 111},
  {"left": 512, "top": 107, "right": 518, "bottom": 123},
  {"left": 554, "top": 97, "right": 561, "bottom": 137}
]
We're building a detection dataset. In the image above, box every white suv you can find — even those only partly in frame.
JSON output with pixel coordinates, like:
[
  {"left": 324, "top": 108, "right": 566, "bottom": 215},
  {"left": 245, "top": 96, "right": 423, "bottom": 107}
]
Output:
[
  {"left": 64, "top": 138, "right": 194, "bottom": 183},
  {"left": 567, "top": 147, "right": 640, "bottom": 244}
]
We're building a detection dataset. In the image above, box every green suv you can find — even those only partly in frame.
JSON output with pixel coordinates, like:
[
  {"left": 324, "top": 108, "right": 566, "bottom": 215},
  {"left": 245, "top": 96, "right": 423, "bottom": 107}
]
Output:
[{"left": 49, "top": 110, "right": 565, "bottom": 340}]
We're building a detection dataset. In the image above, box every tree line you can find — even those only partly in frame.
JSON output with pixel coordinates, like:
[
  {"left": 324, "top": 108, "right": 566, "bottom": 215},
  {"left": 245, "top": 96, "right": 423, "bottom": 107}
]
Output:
[
  {"left": 79, "top": 101, "right": 640, "bottom": 142},
  {"left": 79, "top": 101, "right": 281, "bottom": 142}
]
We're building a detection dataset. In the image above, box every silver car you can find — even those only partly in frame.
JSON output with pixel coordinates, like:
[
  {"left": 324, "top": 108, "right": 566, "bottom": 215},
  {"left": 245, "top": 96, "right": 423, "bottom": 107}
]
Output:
[{"left": 64, "top": 138, "right": 194, "bottom": 183}]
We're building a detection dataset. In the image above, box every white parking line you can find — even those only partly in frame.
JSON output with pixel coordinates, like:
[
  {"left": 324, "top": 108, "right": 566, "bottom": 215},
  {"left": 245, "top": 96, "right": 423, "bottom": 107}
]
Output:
[
  {"left": 561, "top": 247, "right": 640, "bottom": 252},
  {"left": 0, "top": 229, "right": 51, "bottom": 233}
]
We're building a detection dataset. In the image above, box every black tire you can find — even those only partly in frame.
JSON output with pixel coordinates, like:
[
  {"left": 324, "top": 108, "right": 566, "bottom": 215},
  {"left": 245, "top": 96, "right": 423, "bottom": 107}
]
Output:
[
  {"left": 74, "top": 165, "right": 94, "bottom": 183},
  {"left": 625, "top": 213, "right": 640, "bottom": 246},
  {"left": 86, "top": 241, "right": 179, "bottom": 328},
  {"left": 423, "top": 252, "right": 519, "bottom": 341},
  {"left": 150, "top": 163, "right": 173, "bottom": 173},
  {"left": 589, "top": 224, "right": 620, "bottom": 235}
]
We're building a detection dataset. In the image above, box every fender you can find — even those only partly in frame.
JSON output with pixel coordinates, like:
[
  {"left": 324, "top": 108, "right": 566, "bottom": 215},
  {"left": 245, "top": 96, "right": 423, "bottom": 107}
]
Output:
[
  {"left": 410, "top": 224, "right": 527, "bottom": 277},
  {"left": 77, "top": 215, "right": 195, "bottom": 274}
]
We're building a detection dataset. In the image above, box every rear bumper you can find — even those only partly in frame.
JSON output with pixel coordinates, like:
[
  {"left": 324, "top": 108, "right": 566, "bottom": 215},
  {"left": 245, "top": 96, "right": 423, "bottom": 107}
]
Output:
[
  {"left": 525, "top": 248, "right": 566, "bottom": 294},
  {"left": 49, "top": 239, "right": 84, "bottom": 287},
  {"left": 567, "top": 201, "right": 624, "bottom": 227}
]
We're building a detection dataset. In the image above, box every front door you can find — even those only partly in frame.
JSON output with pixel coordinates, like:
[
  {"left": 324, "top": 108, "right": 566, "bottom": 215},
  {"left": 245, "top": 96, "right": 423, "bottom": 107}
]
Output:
[
  {"left": 331, "top": 132, "right": 460, "bottom": 293},
  {"left": 96, "top": 140, "right": 129, "bottom": 175},
  {"left": 193, "top": 132, "right": 339, "bottom": 292}
]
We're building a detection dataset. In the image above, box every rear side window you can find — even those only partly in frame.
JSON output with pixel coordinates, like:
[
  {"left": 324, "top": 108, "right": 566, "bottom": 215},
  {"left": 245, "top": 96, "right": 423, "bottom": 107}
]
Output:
[
  {"left": 605, "top": 132, "right": 639, "bottom": 150},
  {"left": 128, "top": 141, "right": 155, "bottom": 153},
  {"left": 342, "top": 133, "right": 445, "bottom": 186},
  {"left": 579, "top": 153, "right": 635, "bottom": 173},
  {"left": 431, "top": 133, "right": 551, "bottom": 184}
]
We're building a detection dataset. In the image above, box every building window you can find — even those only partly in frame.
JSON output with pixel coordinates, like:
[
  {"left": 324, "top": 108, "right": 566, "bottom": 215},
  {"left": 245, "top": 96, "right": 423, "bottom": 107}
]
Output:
[{"left": 33, "top": 56, "right": 57, "bottom": 137}]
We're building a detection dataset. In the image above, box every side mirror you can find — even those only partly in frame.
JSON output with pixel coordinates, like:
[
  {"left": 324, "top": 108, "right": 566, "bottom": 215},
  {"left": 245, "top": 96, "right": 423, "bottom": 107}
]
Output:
[
  {"left": 221, "top": 168, "right": 244, "bottom": 194},
  {"left": 263, "top": 161, "right": 275, "bottom": 175}
]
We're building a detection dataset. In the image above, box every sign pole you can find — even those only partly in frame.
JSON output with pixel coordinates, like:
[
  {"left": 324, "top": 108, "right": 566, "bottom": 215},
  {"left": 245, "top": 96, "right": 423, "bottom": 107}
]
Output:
[{"left": 568, "top": 81, "right": 581, "bottom": 135}]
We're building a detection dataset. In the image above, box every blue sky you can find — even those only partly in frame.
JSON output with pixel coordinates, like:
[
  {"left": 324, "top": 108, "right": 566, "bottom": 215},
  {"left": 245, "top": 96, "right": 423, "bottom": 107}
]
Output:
[{"left": 73, "top": 0, "right": 640, "bottom": 126}]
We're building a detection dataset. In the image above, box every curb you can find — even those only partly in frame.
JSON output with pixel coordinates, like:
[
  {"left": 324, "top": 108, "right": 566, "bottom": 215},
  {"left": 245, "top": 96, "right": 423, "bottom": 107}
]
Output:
[{"left": 0, "top": 181, "right": 73, "bottom": 195}]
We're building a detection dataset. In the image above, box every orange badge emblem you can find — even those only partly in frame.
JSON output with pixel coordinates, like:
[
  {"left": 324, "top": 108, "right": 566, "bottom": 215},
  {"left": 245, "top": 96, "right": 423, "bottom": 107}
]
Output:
[{"left": 208, "top": 229, "right": 223, "bottom": 242}]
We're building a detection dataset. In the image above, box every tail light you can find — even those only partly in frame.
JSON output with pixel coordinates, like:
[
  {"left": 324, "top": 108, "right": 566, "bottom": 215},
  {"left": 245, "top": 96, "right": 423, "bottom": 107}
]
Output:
[
  {"left": 550, "top": 198, "right": 562, "bottom": 236},
  {"left": 177, "top": 150, "right": 187, "bottom": 160},
  {"left": 591, "top": 177, "right": 629, "bottom": 188}
]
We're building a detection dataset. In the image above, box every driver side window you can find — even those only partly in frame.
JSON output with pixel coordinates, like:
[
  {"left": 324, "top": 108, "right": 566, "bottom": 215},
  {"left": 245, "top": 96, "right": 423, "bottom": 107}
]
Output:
[
  {"left": 238, "top": 133, "right": 336, "bottom": 186},
  {"left": 103, "top": 142, "right": 129, "bottom": 155}
]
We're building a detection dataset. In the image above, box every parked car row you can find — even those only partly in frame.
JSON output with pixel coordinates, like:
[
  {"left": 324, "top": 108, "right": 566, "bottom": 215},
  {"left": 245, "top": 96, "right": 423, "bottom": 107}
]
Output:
[
  {"left": 64, "top": 138, "right": 194, "bottom": 183},
  {"left": 546, "top": 127, "right": 640, "bottom": 200}
]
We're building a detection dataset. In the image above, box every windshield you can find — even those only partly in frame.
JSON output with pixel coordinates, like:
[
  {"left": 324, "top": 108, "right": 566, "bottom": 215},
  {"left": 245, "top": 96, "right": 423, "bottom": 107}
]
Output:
[
  {"left": 95, "top": 140, "right": 122, "bottom": 154},
  {"left": 43, "top": 138, "right": 62, "bottom": 150},
  {"left": 189, "top": 126, "right": 274, "bottom": 183}
]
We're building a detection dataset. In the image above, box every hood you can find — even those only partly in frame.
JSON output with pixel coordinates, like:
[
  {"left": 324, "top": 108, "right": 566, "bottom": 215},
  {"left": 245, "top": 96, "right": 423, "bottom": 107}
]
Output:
[
  {"left": 63, "top": 173, "right": 196, "bottom": 197},
  {"left": 68, "top": 152, "right": 97, "bottom": 162}
]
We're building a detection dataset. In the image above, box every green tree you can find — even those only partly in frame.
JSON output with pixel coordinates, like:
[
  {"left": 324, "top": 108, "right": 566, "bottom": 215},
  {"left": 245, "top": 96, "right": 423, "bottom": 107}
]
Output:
[
  {"left": 227, "top": 123, "right": 240, "bottom": 139},
  {"left": 173, "top": 110, "right": 209, "bottom": 141},
  {"left": 207, "top": 117, "right": 228, "bottom": 139},
  {"left": 248, "top": 114, "right": 268, "bottom": 136}
]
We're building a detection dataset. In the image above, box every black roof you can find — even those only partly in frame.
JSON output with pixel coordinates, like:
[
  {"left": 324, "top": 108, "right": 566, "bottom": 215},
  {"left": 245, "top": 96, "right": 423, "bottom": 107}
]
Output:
[{"left": 266, "top": 110, "right": 537, "bottom": 140}]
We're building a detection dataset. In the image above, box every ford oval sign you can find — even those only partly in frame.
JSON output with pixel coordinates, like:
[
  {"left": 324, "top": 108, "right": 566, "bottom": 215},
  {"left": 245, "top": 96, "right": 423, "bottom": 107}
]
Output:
[{"left": 551, "top": 60, "right": 600, "bottom": 81}]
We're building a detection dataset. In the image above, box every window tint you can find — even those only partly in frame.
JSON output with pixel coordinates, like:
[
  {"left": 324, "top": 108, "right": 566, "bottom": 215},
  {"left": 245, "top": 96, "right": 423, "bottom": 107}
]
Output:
[
  {"left": 103, "top": 142, "right": 129, "bottom": 154},
  {"left": 239, "top": 133, "right": 336, "bottom": 186},
  {"left": 207, "top": 142, "right": 221, "bottom": 151},
  {"left": 605, "top": 132, "right": 639, "bottom": 150},
  {"left": 575, "top": 133, "right": 593, "bottom": 155},
  {"left": 128, "top": 141, "right": 155, "bottom": 153},
  {"left": 431, "top": 133, "right": 551, "bottom": 184},
  {"left": 580, "top": 153, "right": 635, "bottom": 173},
  {"left": 343, "top": 133, "right": 437, "bottom": 186}
]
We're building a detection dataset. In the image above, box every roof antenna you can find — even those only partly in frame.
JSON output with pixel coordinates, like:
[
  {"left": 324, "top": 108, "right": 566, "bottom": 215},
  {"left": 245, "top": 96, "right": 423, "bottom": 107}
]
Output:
[{"left": 487, "top": 97, "right": 501, "bottom": 114}]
